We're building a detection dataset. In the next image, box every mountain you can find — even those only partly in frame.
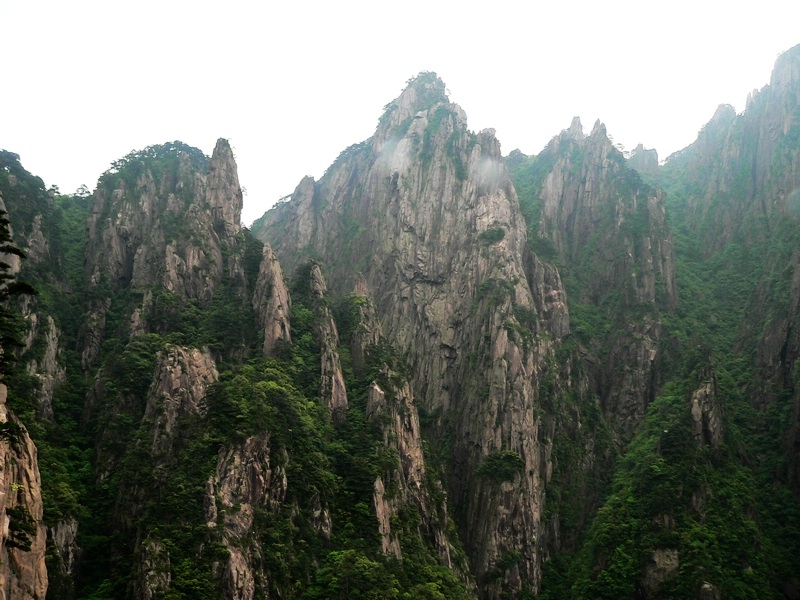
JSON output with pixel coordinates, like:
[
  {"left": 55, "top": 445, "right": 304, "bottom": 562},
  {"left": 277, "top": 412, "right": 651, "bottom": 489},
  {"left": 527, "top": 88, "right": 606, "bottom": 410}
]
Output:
[{"left": 0, "top": 44, "right": 799, "bottom": 600}]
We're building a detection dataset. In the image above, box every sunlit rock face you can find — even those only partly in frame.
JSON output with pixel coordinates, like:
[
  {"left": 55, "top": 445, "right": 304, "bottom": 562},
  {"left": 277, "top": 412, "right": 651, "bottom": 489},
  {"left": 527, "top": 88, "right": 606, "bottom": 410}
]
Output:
[{"left": 205, "top": 431, "right": 288, "bottom": 600}]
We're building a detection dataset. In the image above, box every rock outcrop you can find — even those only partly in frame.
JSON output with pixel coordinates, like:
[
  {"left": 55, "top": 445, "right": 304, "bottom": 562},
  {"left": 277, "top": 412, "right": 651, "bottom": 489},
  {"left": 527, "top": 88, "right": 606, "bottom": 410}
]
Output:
[
  {"left": 525, "top": 117, "right": 677, "bottom": 438},
  {"left": 46, "top": 517, "right": 80, "bottom": 600},
  {"left": 349, "top": 275, "right": 382, "bottom": 374},
  {"left": 205, "top": 432, "right": 288, "bottom": 600},
  {"left": 0, "top": 384, "right": 48, "bottom": 600},
  {"left": 689, "top": 374, "right": 723, "bottom": 448},
  {"left": 641, "top": 548, "right": 680, "bottom": 595},
  {"left": 308, "top": 264, "right": 348, "bottom": 417},
  {"left": 143, "top": 346, "right": 219, "bottom": 458},
  {"left": 258, "top": 72, "right": 556, "bottom": 597},
  {"left": 663, "top": 45, "right": 800, "bottom": 495},
  {"left": 525, "top": 254, "right": 569, "bottom": 340},
  {"left": 628, "top": 143, "right": 659, "bottom": 175},
  {"left": 81, "top": 140, "right": 246, "bottom": 369},
  {"left": 252, "top": 243, "right": 291, "bottom": 358},
  {"left": 116, "top": 346, "right": 219, "bottom": 597},
  {"left": 537, "top": 119, "right": 676, "bottom": 310},
  {"left": 367, "top": 376, "right": 452, "bottom": 560},
  {"left": 23, "top": 315, "right": 65, "bottom": 421},
  {"left": 205, "top": 139, "right": 244, "bottom": 237},
  {"left": 3, "top": 45, "right": 800, "bottom": 599}
]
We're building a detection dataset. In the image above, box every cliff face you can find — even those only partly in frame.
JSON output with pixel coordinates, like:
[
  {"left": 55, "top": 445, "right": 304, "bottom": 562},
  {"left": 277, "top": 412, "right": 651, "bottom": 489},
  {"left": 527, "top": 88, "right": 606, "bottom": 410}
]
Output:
[
  {"left": 662, "top": 44, "right": 800, "bottom": 498},
  {"left": 511, "top": 118, "right": 677, "bottom": 440},
  {"left": 117, "top": 346, "right": 219, "bottom": 598},
  {"left": 0, "top": 156, "right": 71, "bottom": 425},
  {"left": 348, "top": 279, "right": 471, "bottom": 582},
  {"left": 536, "top": 119, "right": 676, "bottom": 310},
  {"left": 308, "top": 265, "right": 348, "bottom": 417},
  {"left": 258, "top": 73, "right": 564, "bottom": 596},
  {"left": 81, "top": 139, "right": 247, "bottom": 369},
  {"left": 664, "top": 44, "right": 800, "bottom": 250},
  {"left": 0, "top": 384, "right": 47, "bottom": 600},
  {"left": 2, "top": 43, "right": 800, "bottom": 600},
  {"left": 204, "top": 432, "right": 287, "bottom": 600},
  {"left": 628, "top": 144, "right": 659, "bottom": 176},
  {"left": 252, "top": 243, "right": 291, "bottom": 358},
  {"left": 0, "top": 152, "right": 76, "bottom": 600}
]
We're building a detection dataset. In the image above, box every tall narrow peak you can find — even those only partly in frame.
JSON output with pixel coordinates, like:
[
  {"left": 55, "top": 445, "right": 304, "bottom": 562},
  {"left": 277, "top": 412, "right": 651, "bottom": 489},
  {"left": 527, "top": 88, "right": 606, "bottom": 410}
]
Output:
[
  {"left": 80, "top": 140, "right": 249, "bottom": 369},
  {"left": 253, "top": 243, "right": 292, "bottom": 358},
  {"left": 256, "top": 73, "right": 557, "bottom": 596},
  {"left": 308, "top": 264, "right": 348, "bottom": 418},
  {"left": 664, "top": 44, "right": 800, "bottom": 245},
  {"left": 206, "top": 138, "right": 243, "bottom": 236}
]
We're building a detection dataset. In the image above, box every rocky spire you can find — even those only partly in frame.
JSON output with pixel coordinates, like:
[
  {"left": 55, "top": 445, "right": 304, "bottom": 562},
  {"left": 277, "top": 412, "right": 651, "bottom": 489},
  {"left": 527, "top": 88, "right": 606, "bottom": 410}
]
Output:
[
  {"left": 206, "top": 138, "right": 243, "bottom": 237},
  {"left": 309, "top": 265, "right": 348, "bottom": 418},
  {"left": 257, "top": 73, "right": 550, "bottom": 596},
  {"left": 252, "top": 243, "right": 292, "bottom": 358},
  {"left": 378, "top": 72, "right": 449, "bottom": 133},
  {"left": 567, "top": 116, "right": 585, "bottom": 141}
]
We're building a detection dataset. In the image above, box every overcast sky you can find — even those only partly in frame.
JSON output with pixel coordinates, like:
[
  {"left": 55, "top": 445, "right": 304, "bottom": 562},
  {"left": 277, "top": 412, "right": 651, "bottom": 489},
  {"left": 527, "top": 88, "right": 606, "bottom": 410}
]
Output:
[{"left": 3, "top": 1, "right": 799, "bottom": 225}]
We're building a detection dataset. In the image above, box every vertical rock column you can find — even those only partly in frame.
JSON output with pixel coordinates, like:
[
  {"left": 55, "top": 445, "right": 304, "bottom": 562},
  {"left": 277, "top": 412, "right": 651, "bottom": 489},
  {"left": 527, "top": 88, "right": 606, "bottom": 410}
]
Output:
[
  {"left": 252, "top": 243, "right": 292, "bottom": 358},
  {"left": 309, "top": 265, "right": 348, "bottom": 418}
]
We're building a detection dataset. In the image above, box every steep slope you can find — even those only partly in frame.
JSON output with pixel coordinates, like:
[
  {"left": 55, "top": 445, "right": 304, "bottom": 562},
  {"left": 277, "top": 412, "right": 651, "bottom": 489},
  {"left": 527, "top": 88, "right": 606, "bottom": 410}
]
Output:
[
  {"left": 0, "top": 383, "right": 48, "bottom": 600},
  {"left": 537, "top": 46, "right": 800, "bottom": 598},
  {"left": 1, "top": 42, "right": 800, "bottom": 600},
  {"left": 0, "top": 151, "right": 87, "bottom": 600},
  {"left": 509, "top": 117, "right": 676, "bottom": 440},
  {"left": 2, "top": 137, "right": 474, "bottom": 598},
  {"left": 257, "top": 73, "right": 574, "bottom": 596},
  {"left": 81, "top": 139, "right": 252, "bottom": 370},
  {"left": 506, "top": 117, "right": 684, "bottom": 596},
  {"left": 662, "top": 43, "right": 800, "bottom": 497}
]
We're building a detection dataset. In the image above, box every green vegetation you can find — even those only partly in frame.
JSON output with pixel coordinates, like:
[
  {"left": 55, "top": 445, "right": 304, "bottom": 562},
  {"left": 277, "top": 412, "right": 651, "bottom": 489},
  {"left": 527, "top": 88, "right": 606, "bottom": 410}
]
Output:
[
  {"left": 478, "top": 227, "right": 505, "bottom": 245},
  {"left": 476, "top": 451, "right": 524, "bottom": 483},
  {"left": 3, "top": 70, "right": 800, "bottom": 599},
  {"left": 1, "top": 139, "right": 470, "bottom": 599},
  {"left": 509, "top": 127, "right": 800, "bottom": 598}
]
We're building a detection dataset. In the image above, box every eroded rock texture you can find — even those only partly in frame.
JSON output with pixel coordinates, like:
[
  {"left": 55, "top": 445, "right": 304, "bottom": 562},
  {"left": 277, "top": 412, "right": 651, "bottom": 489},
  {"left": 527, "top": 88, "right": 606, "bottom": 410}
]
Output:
[
  {"left": 81, "top": 139, "right": 246, "bottom": 370},
  {"left": 258, "top": 73, "right": 559, "bottom": 596},
  {"left": 532, "top": 118, "right": 677, "bottom": 439},
  {"left": 205, "top": 432, "right": 288, "bottom": 600},
  {"left": 253, "top": 243, "right": 292, "bottom": 358},
  {"left": 0, "top": 385, "right": 48, "bottom": 600},
  {"left": 308, "top": 265, "right": 348, "bottom": 417}
]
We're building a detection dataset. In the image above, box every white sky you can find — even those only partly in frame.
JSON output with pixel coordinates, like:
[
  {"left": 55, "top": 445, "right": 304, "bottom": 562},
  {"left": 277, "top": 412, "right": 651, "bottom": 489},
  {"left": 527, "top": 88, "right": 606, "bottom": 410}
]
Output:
[{"left": 2, "top": 1, "right": 799, "bottom": 226}]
